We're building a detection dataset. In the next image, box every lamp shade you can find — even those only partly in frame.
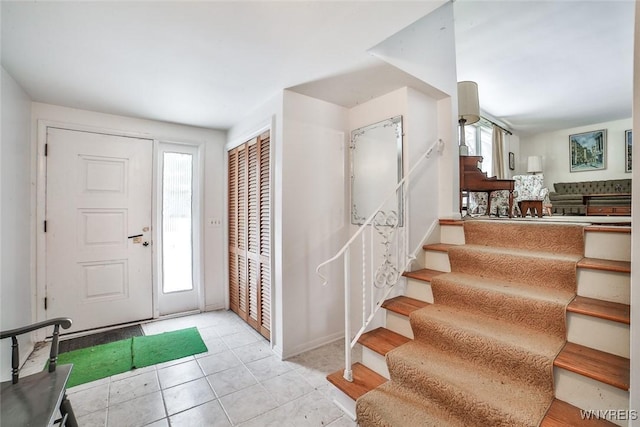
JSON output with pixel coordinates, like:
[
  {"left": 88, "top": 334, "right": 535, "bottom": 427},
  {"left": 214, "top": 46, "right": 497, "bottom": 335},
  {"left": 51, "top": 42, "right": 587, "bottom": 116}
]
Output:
[
  {"left": 457, "top": 81, "right": 480, "bottom": 125},
  {"left": 527, "top": 156, "right": 543, "bottom": 173}
]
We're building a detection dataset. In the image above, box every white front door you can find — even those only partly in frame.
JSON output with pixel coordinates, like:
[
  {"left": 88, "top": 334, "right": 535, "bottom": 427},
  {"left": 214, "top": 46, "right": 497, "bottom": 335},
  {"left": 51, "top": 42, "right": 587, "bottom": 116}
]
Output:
[
  {"left": 157, "top": 143, "right": 201, "bottom": 316},
  {"left": 45, "top": 127, "right": 153, "bottom": 332}
]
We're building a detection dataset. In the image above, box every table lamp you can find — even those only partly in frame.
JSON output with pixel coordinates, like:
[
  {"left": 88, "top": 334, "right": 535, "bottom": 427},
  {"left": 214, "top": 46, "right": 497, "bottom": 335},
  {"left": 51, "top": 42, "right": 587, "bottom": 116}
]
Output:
[
  {"left": 458, "top": 81, "right": 480, "bottom": 156},
  {"left": 527, "top": 156, "right": 542, "bottom": 175}
]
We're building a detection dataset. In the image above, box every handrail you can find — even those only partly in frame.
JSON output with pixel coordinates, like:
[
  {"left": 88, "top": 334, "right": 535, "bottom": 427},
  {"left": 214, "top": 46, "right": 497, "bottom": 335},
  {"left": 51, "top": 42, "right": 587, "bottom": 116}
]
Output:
[{"left": 316, "top": 138, "right": 444, "bottom": 382}]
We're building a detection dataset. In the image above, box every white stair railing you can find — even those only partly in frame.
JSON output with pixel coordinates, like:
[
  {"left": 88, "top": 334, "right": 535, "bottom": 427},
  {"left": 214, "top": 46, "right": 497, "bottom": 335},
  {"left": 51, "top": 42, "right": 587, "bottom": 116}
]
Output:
[{"left": 316, "top": 138, "right": 444, "bottom": 381}]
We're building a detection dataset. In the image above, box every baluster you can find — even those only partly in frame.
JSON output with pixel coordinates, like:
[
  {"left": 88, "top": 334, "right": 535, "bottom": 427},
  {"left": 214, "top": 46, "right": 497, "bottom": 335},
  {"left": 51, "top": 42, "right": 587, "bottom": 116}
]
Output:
[
  {"left": 343, "top": 248, "right": 352, "bottom": 382},
  {"left": 49, "top": 324, "right": 61, "bottom": 373},
  {"left": 370, "top": 223, "right": 374, "bottom": 312},
  {"left": 11, "top": 336, "right": 19, "bottom": 384},
  {"left": 362, "top": 232, "right": 366, "bottom": 328}
]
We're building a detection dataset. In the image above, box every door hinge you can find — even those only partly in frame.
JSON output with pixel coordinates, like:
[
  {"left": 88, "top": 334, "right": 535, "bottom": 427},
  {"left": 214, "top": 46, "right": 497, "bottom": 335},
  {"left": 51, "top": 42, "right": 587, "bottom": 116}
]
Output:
[
  {"left": 44, "top": 297, "right": 48, "bottom": 310},
  {"left": 44, "top": 220, "right": 47, "bottom": 232},
  {"left": 45, "top": 143, "right": 48, "bottom": 157}
]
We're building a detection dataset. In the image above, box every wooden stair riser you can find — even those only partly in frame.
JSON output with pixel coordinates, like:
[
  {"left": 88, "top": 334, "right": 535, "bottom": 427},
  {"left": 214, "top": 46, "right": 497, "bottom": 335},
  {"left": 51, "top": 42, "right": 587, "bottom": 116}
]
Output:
[
  {"left": 405, "top": 278, "right": 434, "bottom": 303},
  {"left": 567, "top": 313, "right": 630, "bottom": 358},
  {"left": 554, "top": 369, "right": 630, "bottom": 427},
  {"left": 385, "top": 312, "right": 413, "bottom": 339},
  {"left": 577, "top": 269, "right": 630, "bottom": 305},
  {"left": 585, "top": 232, "right": 631, "bottom": 262},
  {"left": 331, "top": 388, "right": 357, "bottom": 420},
  {"left": 440, "top": 224, "right": 465, "bottom": 245},
  {"left": 423, "top": 250, "right": 451, "bottom": 272},
  {"left": 361, "top": 347, "right": 390, "bottom": 379}
]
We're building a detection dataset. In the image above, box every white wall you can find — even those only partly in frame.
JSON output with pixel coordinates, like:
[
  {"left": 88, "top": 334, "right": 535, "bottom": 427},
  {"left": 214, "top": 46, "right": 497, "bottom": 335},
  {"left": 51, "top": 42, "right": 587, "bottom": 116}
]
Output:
[
  {"left": 504, "top": 132, "right": 521, "bottom": 180},
  {"left": 29, "top": 103, "right": 228, "bottom": 324},
  {"left": 369, "top": 1, "right": 458, "bottom": 217},
  {"left": 345, "top": 87, "right": 442, "bottom": 332},
  {"left": 519, "top": 118, "right": 632, "bottom": 189},
  {"left": 281, "top": 90, "right": 349, "bottom": 358},
  {"left": 1, "top": 67, "right": 34, "bottom": 381},
  {"left": 406, "top": 88, "right": 441, "bottom": 251},
  {"left": 349, "top": 87, "right": 440, "bottom": 253}
]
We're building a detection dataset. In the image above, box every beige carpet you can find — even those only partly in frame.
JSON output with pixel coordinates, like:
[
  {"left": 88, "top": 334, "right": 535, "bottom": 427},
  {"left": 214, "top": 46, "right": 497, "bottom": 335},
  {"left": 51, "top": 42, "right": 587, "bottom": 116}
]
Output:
[{"left": 356, "top": 220, "right": 585, "bottom": 427}]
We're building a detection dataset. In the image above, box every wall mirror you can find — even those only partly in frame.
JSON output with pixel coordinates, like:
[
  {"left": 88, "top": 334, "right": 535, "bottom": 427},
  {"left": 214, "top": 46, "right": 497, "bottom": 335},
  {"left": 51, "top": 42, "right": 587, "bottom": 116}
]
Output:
[{"left": 350, "top": 115, "right": 403, "bottom": 225}]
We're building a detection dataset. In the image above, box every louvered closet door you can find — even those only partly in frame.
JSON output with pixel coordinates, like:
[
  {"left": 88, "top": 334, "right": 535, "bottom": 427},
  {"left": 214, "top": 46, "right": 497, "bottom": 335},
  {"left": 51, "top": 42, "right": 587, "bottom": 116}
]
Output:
[
  {"left": 228, "top": 145, "right": 247, "bottom": 320},
  {"left": 228, "top": 132, "right": 270, "bottom": 340}
]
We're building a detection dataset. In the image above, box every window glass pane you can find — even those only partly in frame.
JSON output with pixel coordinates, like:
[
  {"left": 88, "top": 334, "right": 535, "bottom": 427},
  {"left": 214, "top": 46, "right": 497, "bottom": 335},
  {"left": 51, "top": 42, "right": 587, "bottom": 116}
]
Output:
[
  {"left": 162, "top": 152, "right": 193, "bottom": 293},
  {"left": 465, "top": 126, "right": 477, "bottom": 155},
  {"left": 480, "top": 126, "right": 493, "bottom": 177}
]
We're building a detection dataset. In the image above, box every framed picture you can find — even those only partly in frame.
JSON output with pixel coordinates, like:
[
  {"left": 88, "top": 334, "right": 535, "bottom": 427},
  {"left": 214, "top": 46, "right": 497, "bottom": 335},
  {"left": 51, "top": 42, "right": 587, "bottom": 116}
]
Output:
[
  {"left": 569, "top": 129, "right": 606, "bottom": 172},
  {"left": 625, "top": 129, "right": 632, "bottom": 173},
  {"left": 508, "top": 152, "right": 515, "bottom": 170}
]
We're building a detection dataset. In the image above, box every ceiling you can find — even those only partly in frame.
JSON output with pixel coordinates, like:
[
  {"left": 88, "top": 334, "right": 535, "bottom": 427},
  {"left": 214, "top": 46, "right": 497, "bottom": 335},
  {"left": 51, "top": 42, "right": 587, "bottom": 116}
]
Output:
[
  {"left": 1, "top": 1, "right": 440, "bottom": 130},
  {"left": 454, "top": 0, "right": 635, "bottom": 135},
  {"left": 1, "top": 1, "right": 635, "bottom": 135}
]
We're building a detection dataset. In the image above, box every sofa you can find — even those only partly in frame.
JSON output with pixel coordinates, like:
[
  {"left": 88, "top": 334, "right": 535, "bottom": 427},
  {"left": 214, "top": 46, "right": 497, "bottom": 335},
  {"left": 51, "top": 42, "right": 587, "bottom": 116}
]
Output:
[{"left": 549, "top": 179, "right": 631, "bottom": 215}]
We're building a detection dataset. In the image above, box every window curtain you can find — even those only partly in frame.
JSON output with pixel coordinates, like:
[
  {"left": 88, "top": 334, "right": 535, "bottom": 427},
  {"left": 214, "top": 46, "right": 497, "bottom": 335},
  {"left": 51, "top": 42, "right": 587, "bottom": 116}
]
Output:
[{"left": 492, "top": 124, "right": 505, "bottom": 179}]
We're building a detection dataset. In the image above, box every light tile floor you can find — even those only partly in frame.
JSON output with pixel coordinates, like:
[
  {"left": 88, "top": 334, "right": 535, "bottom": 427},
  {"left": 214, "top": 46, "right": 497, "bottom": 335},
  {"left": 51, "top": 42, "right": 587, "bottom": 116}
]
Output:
[{"left": 24, "top": 310, "right": 359, "bottom": 427}]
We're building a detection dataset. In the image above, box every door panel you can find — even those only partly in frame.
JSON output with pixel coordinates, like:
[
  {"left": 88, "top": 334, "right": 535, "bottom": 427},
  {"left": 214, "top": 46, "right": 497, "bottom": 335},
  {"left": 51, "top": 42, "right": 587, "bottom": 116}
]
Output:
[{"left": 45, "top": 127, "right": 153, "bottom": 333}]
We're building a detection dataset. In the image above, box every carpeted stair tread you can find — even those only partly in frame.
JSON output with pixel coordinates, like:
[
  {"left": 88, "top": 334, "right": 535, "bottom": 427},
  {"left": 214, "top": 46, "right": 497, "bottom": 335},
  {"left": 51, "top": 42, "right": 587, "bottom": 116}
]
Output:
[
  {"left": 452, "top": 243, "right": 583, "bottom": 264},
  {"left": 554, "top": 342, "right": 630, "bottom": 390},
  {"left": 402, "top": 268, "right": 446, "bottom": 282},
  {"left": 385, "top": 340, "right": 551, "bottom": 426},
  {"left": 541, "top": 399, "right": 618, "bottom": 426},
  {"left": 327, "top": 362, "right": 386, "bottom": 401},
  {"left": 463, "top": 220, "right": 585, "bottom": 255},
  {"left": 577, "top": 257, "right": 631, "bottom": 273},
  {"left": 381, "top": 296, "right": 429, "bottom": 317},
  {"left": 433, "top": 271, "right": 573, "bottom": 302},
  {"left": 409, "top": 305, "right": 563, "bottom": 389},
  {"left": 430, "top": 272, "right": 572, "bottom": 337},
  {"left": 357, "top": 381, "right": 467, "bottom": 427},
  {"left": 567, "top": 296, "right": 630, "bottom": 324},
  {"left": 358, "top": 327, "right": 410, "bottom": 356},
  {"left": 411, "top": 304, "right": 563, "bottom": 358},
  {"left": 448, "top": 244, "right": 580, "bottom": 292}
]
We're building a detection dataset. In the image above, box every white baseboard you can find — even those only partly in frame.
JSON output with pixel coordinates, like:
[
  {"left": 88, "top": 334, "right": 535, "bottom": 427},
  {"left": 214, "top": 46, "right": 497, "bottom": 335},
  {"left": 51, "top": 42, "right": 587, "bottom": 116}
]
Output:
[{"left": 281, "top": 330, "right": 344, "bottom": 360}]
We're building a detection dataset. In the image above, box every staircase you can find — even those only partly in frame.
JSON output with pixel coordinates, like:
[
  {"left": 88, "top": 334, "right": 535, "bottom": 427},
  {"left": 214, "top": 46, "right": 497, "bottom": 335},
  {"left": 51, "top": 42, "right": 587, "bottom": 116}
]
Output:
[{"left": 327, "top": 219, "right": 630, "bottom": 426}]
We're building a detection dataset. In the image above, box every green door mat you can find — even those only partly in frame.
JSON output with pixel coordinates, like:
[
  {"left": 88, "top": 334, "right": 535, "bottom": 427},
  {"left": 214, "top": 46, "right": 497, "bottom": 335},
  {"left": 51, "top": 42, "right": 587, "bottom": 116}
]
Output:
[{"left": 55, "top": 327, "right": 208, "bottom": 388}]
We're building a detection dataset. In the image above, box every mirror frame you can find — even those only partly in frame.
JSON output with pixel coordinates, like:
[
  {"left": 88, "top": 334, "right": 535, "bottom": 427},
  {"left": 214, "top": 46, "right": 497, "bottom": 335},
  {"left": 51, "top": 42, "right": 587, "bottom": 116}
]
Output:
[{"left": 350, "top": 115, "right": 404, "bottom": 226}]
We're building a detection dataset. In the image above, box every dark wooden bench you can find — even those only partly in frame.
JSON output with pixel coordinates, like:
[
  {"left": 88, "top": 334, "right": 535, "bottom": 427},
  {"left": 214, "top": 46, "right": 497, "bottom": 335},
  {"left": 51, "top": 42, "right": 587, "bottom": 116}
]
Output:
[{"left": 1, "top": 317, "right": 78, "bottom": 426}]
